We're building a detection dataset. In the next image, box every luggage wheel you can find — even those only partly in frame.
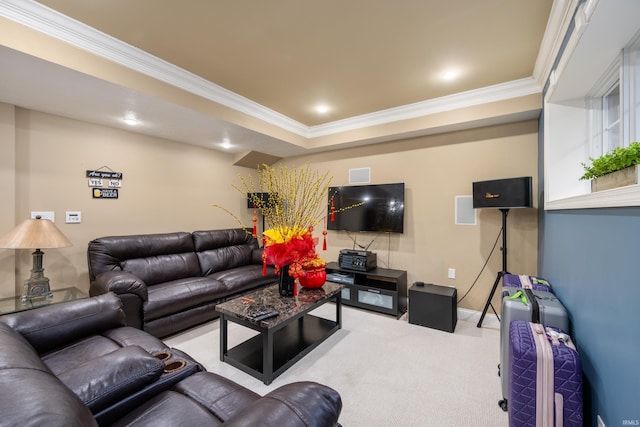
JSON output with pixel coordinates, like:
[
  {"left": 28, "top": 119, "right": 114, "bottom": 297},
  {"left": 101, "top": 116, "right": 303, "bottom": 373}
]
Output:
[{"left": 498, "top": 399, "right": 508, "bottom": 412}]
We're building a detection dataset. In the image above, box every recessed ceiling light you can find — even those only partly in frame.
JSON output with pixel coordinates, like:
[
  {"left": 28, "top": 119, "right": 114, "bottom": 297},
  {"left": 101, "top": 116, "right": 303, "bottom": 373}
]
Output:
[
  {"left": 220, "top": 138, "right": 233, "bottom": 149},
  {"left": 315, "top": 104, "right": 330, "bottom": 114},
  {"left": 442, "top": 70, "right": 457, "bottom": 81},
  {"left": 122, "top": 114, "right": 138, "bottom": 126}
]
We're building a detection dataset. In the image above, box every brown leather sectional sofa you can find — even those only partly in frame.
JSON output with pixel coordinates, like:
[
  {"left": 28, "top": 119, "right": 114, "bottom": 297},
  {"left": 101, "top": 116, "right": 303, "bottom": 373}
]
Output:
[
  {"left": 0, "top": 293, "right": 342, "bottom": 426},
  {"left": 88, "top": 228, "right": 277, "bottom": 338}
]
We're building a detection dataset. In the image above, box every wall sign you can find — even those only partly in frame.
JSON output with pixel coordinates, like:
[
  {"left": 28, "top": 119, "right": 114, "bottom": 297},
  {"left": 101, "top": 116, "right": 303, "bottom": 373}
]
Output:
[
  {"left": 92, "top": 188, "right": 119, "bottom": 199},
  {"left": 86, "top": 170, "right": 123, "bottom": 179},
  {"left": 87, "top": 167, "right": 123, "bottom": 199}
]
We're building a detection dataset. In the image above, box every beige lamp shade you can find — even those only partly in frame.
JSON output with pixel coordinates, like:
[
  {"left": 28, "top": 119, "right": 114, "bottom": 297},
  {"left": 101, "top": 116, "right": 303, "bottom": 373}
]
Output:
[{"left": 0, "top": 218, "right": 72, "bottom": 249}]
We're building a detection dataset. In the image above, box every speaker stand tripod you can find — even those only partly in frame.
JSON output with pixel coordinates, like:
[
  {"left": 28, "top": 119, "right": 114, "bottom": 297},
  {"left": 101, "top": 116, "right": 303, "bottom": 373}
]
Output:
[{"left": 477, "top": 208, "right": 510, "bottom": 328}]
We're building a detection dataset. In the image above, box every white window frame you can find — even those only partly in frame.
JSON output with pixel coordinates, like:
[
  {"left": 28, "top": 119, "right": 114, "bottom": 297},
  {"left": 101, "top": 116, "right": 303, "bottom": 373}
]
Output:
[
  {"left": 586, "top": 60, "right": 621, "bottom": 159},
  {"left": 544, "top": 0, "right": 640, "bottom": 210}
]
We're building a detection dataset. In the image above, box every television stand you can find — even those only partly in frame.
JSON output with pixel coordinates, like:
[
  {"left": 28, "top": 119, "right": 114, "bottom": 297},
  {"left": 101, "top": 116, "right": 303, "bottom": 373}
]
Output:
[{"left": 325, "top": 262, "right": 407, "bottom": 318}]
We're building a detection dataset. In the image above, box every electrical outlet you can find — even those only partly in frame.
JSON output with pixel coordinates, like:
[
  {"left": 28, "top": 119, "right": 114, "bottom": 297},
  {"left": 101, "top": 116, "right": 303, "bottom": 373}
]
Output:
[
  {"left": 65, "top": 211, "right": 82, "bottom": 224},
  {"left": 448, "top": 268, "right": 456, "bottom": 279},
  {"left": 31, "top": 211, "right": 55, "bottom": 222}
]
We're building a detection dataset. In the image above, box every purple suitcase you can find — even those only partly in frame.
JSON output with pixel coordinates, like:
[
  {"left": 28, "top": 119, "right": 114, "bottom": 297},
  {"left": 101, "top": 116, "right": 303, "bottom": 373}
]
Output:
[
  {"left": 504, "top": 274, "right": 553, "bottom": 293},
  {"left": 509, "top": 320, "right": 583, "bottom": 427}
]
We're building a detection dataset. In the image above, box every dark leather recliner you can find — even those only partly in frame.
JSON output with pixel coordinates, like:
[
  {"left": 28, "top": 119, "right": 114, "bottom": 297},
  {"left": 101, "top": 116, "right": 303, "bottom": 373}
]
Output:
[
  {"left": 88, "top": 228, "right": 277, "bottom": 337},
  {"left": 0, "top": 293, "right": 342, "bottom": 426}
]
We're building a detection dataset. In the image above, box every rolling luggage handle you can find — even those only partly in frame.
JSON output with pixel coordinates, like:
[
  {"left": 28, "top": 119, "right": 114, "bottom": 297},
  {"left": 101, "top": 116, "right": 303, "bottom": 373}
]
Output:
[
  {"left": 529, "top": 323, "right": 578, "bottom": 427},
  {"left": 508, "top": 289, "right": 540, "bottom": 323},
  {"left": 525, "top": 288, "right": 540, "bottom": 324},
  {"left": 517, "top": 274, "right": 552, "bottom": 291}
]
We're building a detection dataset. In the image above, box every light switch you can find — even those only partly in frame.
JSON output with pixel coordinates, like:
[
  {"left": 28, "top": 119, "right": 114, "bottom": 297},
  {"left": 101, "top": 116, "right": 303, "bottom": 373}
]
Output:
[{"left": 65, "top": 211, "right": 82, "bottom": 224}]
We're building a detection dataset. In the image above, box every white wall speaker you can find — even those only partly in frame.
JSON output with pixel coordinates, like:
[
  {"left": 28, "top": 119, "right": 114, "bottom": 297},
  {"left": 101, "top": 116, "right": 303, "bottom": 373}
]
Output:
[
  {"left": 349, "top": 167, "right": 370, "bottom": 184},
  {"left": 455, "top": 195, "right": 477, "bottom": 225}
]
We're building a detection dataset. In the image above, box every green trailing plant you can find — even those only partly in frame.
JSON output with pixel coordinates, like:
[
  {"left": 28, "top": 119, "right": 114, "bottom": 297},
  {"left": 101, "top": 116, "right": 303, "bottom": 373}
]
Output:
[{"left": 580, "top": 142, "right": 640, "bottom": 180}]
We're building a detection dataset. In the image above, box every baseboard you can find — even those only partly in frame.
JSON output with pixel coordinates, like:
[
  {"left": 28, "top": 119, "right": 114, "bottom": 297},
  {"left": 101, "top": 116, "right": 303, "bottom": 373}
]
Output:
[{"left": 457, "top": 307, "right": 501, "bottom": 329}]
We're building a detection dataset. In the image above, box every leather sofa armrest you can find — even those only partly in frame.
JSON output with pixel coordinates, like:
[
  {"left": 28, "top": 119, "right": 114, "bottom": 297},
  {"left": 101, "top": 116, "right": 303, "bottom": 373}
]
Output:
[
  {"left": 223, "top": 381, "right": 342, "bottom": 427},
  {"left": 91, "top": 270, "right": 148, "bottom": 301},
  {"left": 0, "top": 293, "right": 126, "bottom": 354},
  {"left": 58, "top": 345, "right": 164, "bottom": 414}
]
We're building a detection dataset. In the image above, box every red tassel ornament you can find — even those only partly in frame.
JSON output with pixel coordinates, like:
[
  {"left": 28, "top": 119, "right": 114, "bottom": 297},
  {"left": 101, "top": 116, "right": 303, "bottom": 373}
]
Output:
[
  {"left": 322, "top": 216, "right": 327, "bottom": 250},
  {"left": 252, "top": 204, "right": 257, "bottom": 237}
]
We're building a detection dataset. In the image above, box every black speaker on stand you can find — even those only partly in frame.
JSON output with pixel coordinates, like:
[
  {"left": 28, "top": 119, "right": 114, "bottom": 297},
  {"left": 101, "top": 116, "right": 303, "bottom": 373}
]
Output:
[{"left": 472, "top": 176, "right": 532, "bottom": 328}]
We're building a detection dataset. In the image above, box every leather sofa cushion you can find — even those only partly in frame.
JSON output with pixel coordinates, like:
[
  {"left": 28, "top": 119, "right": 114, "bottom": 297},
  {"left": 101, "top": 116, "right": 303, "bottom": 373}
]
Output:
[
  {"left": 42, "top": 325, "right": 174, "bottom": 376},
  {"left": 144, "top": 277, "right": 227, "bottom": 321},
  {"left": 103, "top": 325, "right": 171, "bottom": 353},
  {"left": 122, "top": 252, "right": 201, "bottom": 285},
  {"left": 209, "top": 265, "right": 277, "bottom": 294},
  {"left": 197, "top": 244, "right": 254, "bottom": 276},
  {"left": 0, "top": 323, "right": 51, "bottom": 373},
  {"left": 1, "top": 292, "right": 125, "bottom": 354},
  {"left": 173, "top": 372, "right": 260, "bottom": 421},
  {"left": 193, "top": 229, "right": 258, "bottom": 275},
  {"left": 42, "top": 334, "right": 123, "bottom": 375},
  {"left": 224, "top": 381, "right": 343, "bottom": 427},
  {"left": 58, "top": 345, "right": 164, "bottom": 414},
  {"left": 87, "top": 232, "right": 196, "bottom": 281},
  {"left": 0, "top": 368, "right": 98, "bottom": 427},
  {"left": 0, "top": 323, "right": 98, "bottom": 427},
  {"left": 111, "top": 390, "right": 225, "bottom": 426},
  {"left": 111, "top": 372, "right": 260, "bottom": 426}
]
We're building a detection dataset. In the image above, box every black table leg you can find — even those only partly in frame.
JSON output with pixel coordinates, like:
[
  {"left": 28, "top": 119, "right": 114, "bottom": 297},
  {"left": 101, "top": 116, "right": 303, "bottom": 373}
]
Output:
[
  {"left": 263, "top": 329, "right": 273, "bottom": 385},
  {"left": 220, "top": 314, "right": 228, "bottom": 362}
]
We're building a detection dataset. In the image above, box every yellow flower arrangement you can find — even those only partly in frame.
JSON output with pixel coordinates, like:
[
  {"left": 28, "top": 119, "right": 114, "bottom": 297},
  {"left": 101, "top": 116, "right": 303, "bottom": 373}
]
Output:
[
  {"left": 214, "top": 163, "right": 331, "bottom": 275},
  {"left": 214, "top": 163, "right": 361, "bottom": 281}
]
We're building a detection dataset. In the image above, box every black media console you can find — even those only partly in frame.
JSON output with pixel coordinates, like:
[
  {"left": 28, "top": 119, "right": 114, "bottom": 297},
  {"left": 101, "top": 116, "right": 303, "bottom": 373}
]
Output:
[{"left": 325, "top": 261, "right": 407, "bottom": 318}]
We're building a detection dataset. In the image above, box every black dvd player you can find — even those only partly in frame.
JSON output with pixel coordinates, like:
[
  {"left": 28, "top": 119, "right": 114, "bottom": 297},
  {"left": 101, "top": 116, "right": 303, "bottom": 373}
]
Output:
[{"left": 338, "top": 249, "right": 377, "bottom": 272}]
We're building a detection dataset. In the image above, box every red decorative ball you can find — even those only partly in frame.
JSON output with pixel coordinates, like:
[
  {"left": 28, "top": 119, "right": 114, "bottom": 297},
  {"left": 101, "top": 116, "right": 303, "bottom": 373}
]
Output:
[{"left": 298, "top": 269, "right": 326, "bottom": 289}]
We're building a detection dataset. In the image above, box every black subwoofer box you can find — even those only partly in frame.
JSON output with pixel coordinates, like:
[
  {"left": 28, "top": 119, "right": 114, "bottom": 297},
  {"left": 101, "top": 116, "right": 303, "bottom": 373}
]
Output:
[
  {"left": 472, "top": 176, "right": 532, "bottom": 209},
  {"left": 409, "top": 283, "right": 457, "bottom": 333}
]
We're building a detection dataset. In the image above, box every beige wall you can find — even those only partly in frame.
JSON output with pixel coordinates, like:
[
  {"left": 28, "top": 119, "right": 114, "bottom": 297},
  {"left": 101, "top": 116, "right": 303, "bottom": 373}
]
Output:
[
  {"left": 282, "top": 120, "right": 539, "bottom": 313},
  {"left": 0, "top": 104, "right": 16, "bottom": 298},
  {"left": 1, "top": 104, "right": 538, "bottom": 313},
  {"left": 1, "top": 106, "right": 255, "bottom": 297}
]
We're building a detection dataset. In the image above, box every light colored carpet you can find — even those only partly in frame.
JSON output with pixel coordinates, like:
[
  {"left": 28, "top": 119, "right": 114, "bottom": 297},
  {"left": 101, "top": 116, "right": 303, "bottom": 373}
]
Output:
[{"left": 165, "top": 304, "right": 507, "bottom": 427}]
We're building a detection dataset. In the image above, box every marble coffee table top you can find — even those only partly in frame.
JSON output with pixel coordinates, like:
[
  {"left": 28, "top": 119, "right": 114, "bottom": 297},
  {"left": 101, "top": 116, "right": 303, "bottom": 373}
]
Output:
[{"left": 215, "top": 282, "right": 343, "bottom": 328}]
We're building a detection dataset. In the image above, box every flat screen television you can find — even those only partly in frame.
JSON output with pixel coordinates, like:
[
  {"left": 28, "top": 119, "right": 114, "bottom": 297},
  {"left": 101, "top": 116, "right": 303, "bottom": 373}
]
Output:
[{"left": 328, "top": 183, "right": 405, "bottom": 233}]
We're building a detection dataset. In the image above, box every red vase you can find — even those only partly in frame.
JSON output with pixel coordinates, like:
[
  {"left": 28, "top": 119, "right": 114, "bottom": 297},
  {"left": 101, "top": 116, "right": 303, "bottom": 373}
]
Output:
[{"left": 298, "top": 269, "right": 326, "bottom": 289}]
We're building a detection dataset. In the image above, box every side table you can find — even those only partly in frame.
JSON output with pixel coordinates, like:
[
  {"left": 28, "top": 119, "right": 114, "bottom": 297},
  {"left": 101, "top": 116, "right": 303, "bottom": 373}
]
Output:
[{"left": 0, "top": 287, "right": 87, "bottom": 316}]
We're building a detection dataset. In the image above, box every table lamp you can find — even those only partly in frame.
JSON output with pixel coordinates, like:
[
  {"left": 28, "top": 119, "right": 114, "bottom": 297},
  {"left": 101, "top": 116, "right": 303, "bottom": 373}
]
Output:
[{"left": 0, "top": 216, "right": 72, "bottom": 302}]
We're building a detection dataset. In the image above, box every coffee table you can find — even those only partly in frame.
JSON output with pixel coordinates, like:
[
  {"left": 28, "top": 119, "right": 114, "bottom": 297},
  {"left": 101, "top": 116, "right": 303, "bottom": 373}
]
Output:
[{"left": 215, "top": 282, "right": 343, "bottom": 385}]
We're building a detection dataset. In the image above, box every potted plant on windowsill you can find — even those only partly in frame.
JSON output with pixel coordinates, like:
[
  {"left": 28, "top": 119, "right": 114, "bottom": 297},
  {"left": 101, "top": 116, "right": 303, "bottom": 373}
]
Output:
[{"left": 580, "top": 142, "right": 640, "bottom": 192}]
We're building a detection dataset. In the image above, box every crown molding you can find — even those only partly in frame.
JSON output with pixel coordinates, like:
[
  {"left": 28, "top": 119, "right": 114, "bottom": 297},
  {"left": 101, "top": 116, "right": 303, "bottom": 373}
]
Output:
[
  {"left": 532, "top": 0, "right": 581, "bottom": 88},
  {"left": 2, "top": 0, "right": 545, "bottom": 141},
  {"left": 0, "top": 0, "right": 309, "bottom": 136},
  {"left": 308, "top": 77, "right": 541, "bottom": 138}
]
